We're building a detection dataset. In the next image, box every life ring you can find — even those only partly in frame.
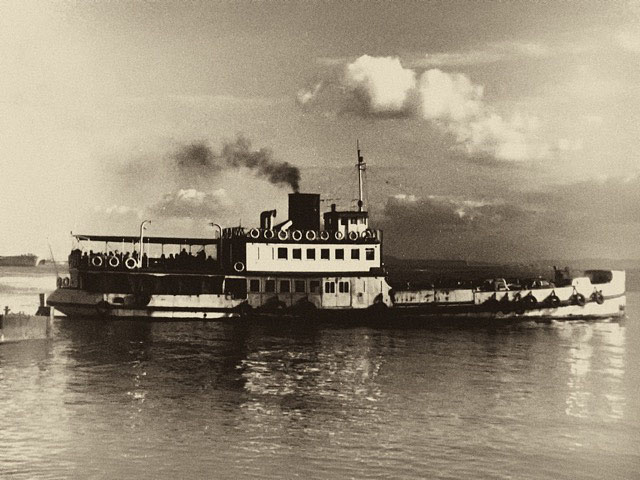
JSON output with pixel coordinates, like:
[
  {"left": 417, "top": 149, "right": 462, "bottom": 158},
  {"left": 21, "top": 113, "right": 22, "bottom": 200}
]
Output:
[
  {"left": 362, "top": 229, "right": 375, "bottom": 240},
  {"left": 523, "top": 294, "right": 537, "bottom": 309},
  {"left": 249, "top": 228, "right": 260, "bottom": 239},
  {"left": 91, "top": 255, "right": 103, "bottom": 267},
  {"left": 592, "top": 291, "right": 604, "bottom": 305},
  {"left": 56, "top": 277, "right": 62, "bottom": 288},
  {"left": 305, "top": 230, "right": 317, "bottom": 241},
  {"left": 546, "top": 293, "right": 561, "bottom": 308},
  {"left": 264, "top": 229, "right": 275, "bottom": 240},
  {"left": 319, "top": 231, "right": 330, "bottom": 241},
  {"left": 291, "top": 230, "right": 303, "bottom": 241},
  {"left": 334, "top": 231, "right": 344, "bottom": 241},
  {"left": 234, "top": 261, "right": 245, "bottom": 272},
  {"left": 277, "top": 230, "right": 289, "bottom": 241},
  {"left": 62, "top": 277, "right": 70, "bottom": 287},
  {"left": 348, "top": 231, "right": 359, "bottom": 241},
  {"left": 108, "top": 256, "right": 120, "bottom": 268},
  {"left": 573, "top": 293, "right": 586, "bottom": 306},
  {"left": 125, "top": 257, "right": 137, "bottom": 270}
]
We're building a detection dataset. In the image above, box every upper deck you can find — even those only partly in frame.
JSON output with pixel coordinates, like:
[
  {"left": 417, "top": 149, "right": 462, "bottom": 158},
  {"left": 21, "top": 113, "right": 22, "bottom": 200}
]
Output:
[{"left": 69, "top": 148, "right": 384, "bottom": 277}]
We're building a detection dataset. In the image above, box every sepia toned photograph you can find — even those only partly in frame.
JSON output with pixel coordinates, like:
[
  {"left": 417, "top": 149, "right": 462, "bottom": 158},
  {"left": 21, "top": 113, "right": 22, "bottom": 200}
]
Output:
[{"left": 1, "top": 1, "right": 638, "bottom": 478}]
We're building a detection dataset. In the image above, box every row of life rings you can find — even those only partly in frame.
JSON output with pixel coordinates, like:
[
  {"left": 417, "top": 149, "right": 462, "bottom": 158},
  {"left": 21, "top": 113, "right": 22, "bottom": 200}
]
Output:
[
  {"left": 56, "top": 277, "right": 70, "bottom": 288},
  {"left": 90, "top": 255, "right": 138, "bottom": 270},
  {"left": 501, "top": 290, "right": 602, "bottom": 311},
  {"left": 247, "top": 228, "right": 376, "bottom": 242}
]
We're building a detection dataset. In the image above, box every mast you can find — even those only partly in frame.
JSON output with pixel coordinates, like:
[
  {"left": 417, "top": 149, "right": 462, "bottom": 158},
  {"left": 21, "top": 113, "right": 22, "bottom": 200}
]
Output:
[{"left": 356, "top": 140, "right": 366, "bottom": 212}]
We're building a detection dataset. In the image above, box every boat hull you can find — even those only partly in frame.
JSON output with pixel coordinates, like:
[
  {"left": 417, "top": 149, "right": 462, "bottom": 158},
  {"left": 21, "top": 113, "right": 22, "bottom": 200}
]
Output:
[
  {"left": 47, "top": 288, "right": 243, "bottom": 320},
  {"left": 48, "top": 289, "right": 626, "bottom": 322},
  {"left": 392, "top": 295, "right": 626, "bottom": 320}
]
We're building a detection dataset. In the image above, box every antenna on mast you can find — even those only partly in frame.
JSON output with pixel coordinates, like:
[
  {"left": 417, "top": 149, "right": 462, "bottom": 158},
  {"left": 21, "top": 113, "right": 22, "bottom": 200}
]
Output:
[{"left": 356, "top": 140, "right": 366, "bottom": 212}]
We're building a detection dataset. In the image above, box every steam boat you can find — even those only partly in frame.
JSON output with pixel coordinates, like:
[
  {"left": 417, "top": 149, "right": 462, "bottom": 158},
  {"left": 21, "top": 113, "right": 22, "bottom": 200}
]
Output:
[{"left": 48, "top": 148, "right": 626, "bottom": 321}]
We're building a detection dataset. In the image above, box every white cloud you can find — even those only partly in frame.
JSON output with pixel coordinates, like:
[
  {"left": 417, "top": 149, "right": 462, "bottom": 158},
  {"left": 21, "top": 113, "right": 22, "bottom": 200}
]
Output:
[
  {"left": 417, "top": 69, "right": 484, "bottom": 122},
  {"left": 344, "top": 55, "right": 416, "bottom": 113},
  {"left": 332, "top": 55, "right": 547, "bottom": 161},
  {"left": 296, "top": 82, "right": 323, "bottom": 106},
  {"left": 150, "top": 188, "right": 232, "bottom": 219}
]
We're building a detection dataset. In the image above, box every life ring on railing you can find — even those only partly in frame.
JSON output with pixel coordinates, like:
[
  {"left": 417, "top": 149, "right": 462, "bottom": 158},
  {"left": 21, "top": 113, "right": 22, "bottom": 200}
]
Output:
[
  {"left": 91, "top": 255, "right": 103, "bottom": 267},
  {"left": 56, "top": 277, "right": 62, "bottom": 288},
  {"left": 108, "top": 256, "right": 120, "bottom": 268},
  {"left": 334, "top": 231, "right": 344, "bottom": 241},
  {"left": 234, "top": 261, "right": 245, "bottom": 272},
  {"left": 125, "top": 257, "right": 138, "bottom": 270},
  {"left": 592, "top": 291, "right": 604, "bottom": 305},
  {"left": 305, "top": 230, "right": 317, "bottom": 241},
  {"left": 249, "top": 228, "right": 260, "bottom": 239},
  {"left": 277, "top": 230, "right": 289, "bottom": 241},
  {"left": 348, "top": 231, "right": 359, "bottom": 241},
  {"left": 319, "top": 231, "right": 330, "bottom": 241},
  {"left": 572, "top": 293, "right": 586, "bottom": 306},
  {"left": 62, "top": 277, "right": 70, "bottom": 287},
  {"left": 523, "top": 294, "right": 537, "bottom": 309},
  {"left": 264, "top": 229, "right": 275, "bottom": 240},
  {"left": 546, "top": 292, "right": 561, "bottom": 308},
  {"left": 291, "top": 230, "right": 303, "bottom": 241}
]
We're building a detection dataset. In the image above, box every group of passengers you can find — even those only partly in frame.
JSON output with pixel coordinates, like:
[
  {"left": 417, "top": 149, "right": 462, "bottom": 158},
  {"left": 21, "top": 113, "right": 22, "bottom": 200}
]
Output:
[{"left": 75, "top": 248, "right": 216, "bottom": 271}]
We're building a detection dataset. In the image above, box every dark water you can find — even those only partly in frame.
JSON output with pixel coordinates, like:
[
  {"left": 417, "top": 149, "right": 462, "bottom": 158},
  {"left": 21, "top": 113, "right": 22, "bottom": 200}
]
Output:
[{"left": 1, "top": 270, "right": 639, "bottom": 479}]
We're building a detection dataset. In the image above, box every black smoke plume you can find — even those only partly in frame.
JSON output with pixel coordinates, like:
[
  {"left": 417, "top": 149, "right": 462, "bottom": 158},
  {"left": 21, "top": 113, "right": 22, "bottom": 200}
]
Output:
[{"left": 174, "top": 135, "right": 300, "bottom": 192}]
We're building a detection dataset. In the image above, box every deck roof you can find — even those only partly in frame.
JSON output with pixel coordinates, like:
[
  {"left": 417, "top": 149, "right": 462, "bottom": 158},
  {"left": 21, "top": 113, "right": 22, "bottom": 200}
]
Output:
[{"left": 73, "top": 234, "right": 219, "bottom": 245}]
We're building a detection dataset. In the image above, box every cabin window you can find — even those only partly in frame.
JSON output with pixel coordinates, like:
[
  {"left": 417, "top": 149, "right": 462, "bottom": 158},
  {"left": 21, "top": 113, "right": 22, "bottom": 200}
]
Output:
[
  {"left": 309, "top": 280, "right": 321, "bottom": 293},
  {"left": 324, "top": 281, "right": 335, "bottom": 294},
  {"left": 335, "top": 249, "right": 344, "bottom": 260},
  {"left": 366, "top": 248, "right": 375, "bottom": 261},
  {"left": 338, "top": 281, "right": 350, "bottom": 293},
  {"left": 249, "top": 279, "right": 260, "bottom": 292},
  {"left": 321, "top": 248, "right": 330, "bottom": 260},
  {"left": 306, "top": 248, "right": 316, "bottom": 260},
  {"left": 350, "top": 218, "right": 357, "bottom": 225},
  {"left": 265, "top": 279, "right": 276, "bottom": 293},
  {"left": 280, "top": 280, "right": 291, "bottom": 293},
  {"left": 340, "top": 218, "right": 347, "bottom": 225},
  {"left": 225, "top": 278, "right": 247, "bottom": 299},
  {"left": 294, "top": 280, "right": 306, "bottom": 293},
  {"left": 351, "top": 248, "right": 360, "bottom": 260},
  {"left": 292, "top": 248, "right": 302, "bottom": 260},
  {"left": 278, "top": 247, "right": 288, "bottom": 259}
]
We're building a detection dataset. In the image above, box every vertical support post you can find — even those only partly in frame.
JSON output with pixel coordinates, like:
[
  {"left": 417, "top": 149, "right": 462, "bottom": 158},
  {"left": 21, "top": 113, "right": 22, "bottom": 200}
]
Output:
[
  {"left": 356, "top": 140, "right": 366, "bottom": 212},
  {"left": 139, "top": 220, "right": 151, "bottom": 268}
]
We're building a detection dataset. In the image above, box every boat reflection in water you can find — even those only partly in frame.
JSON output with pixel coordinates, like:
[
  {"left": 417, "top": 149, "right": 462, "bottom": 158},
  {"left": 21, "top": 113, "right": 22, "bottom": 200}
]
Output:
[{"left": 1, "top": 288, "right": 638, "bottom": 479}]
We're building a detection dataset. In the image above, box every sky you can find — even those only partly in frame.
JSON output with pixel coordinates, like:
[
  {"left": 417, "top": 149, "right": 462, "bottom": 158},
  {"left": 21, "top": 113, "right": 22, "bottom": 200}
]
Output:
[{"left": 1, "top": 0, "right": 639, "bottom": 262}]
